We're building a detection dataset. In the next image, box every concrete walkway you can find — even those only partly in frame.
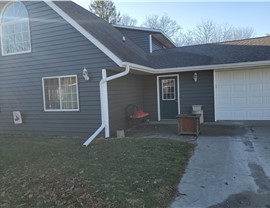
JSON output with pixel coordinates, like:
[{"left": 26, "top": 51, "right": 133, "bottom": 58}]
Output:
[
  {"left": 125, "top": 121, "right": 197, "bottom": 142},
  {"left": 171, "top": 122, "right": 270, "bottom": 208}
]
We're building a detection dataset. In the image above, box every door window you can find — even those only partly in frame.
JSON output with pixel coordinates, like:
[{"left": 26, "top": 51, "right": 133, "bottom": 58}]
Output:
[{"left": 162, "top": 79, "right": 175, "bottom": 100}]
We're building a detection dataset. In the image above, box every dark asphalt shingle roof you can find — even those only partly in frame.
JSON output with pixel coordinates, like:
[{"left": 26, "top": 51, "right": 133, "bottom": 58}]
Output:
[
  {"left": 148, "top": 51, "right": 212, "bottom": 68},
  {"left": 149, "top": 37, "right": 270, "bottom": 68},
  {"left": 53, "top": 1, "right": 270, "bottom": 69}
]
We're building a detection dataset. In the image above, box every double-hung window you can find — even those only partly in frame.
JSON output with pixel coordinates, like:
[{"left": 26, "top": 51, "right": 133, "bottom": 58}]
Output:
[
  {"left": 42, "top": 75, "right": 79, "bottom": 111},
  {"left": 1, "top": 2, "right": 31, "bottom": 55}
]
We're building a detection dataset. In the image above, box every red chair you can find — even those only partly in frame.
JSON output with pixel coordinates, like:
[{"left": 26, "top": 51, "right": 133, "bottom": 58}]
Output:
[{"left": 125, "top": 104, "right": 149, "bottom": 125}]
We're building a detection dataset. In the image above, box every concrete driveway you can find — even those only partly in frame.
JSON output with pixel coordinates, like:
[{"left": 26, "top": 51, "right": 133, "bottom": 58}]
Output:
[{"left": 171, "top": 122, "right": 270, "bottom": 208}]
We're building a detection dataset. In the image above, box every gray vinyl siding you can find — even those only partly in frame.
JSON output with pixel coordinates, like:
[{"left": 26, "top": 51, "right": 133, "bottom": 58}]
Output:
[
  {"left": 143, "top": 75, "right": 158, "bottom": 121},
  {"left": 107, "top": 72, "right": 144, "bottom": 134},
  {"left": 179, "top": 70, "right": 215, "bottom": 122},
  {"left": 152, "top": 38, "right": 165, "bottom": 52},
  {"left": 142, "top": 72, "right": 214, "bottom": 122},
  {"left": 0, "top": 1, "right": 118, "bottom": 137},
  {"left": 116, "top": 28, "right": 151, "bottom": 53}
]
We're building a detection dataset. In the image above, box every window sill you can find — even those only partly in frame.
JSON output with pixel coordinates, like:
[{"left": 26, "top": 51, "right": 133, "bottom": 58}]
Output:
[
  {"left": 2, "top": 50, "right": 31, "bottom": 56},
  {"left": 44, "top": 109, "right": 80, "bottom": 112}
]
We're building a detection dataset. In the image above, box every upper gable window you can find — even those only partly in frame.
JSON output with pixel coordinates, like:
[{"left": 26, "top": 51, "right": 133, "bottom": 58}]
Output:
[{"left": 1, "top": 2, "right": 31, "bottom": 55}]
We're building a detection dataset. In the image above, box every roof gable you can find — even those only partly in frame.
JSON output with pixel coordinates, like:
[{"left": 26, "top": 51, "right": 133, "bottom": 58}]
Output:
[
  {"left": 114, "top": 25, "right": 176, "bottom": 49},
  {"left": 45, "top": 1, "right": 148, "bottom": 67}
]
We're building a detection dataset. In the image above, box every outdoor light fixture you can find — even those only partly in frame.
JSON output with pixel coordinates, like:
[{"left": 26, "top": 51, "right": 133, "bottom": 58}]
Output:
[
  {"left": 193, "top": 72, "right": 198, "bottom": 83},
  {"left": 83, "top": 67, "right": 90, "bottom": 81}
]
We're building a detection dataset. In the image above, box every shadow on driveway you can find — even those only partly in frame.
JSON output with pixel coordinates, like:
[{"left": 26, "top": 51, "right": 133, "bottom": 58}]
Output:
[{"left": 200, "top": 123, "right": 247, "bottom": 137}]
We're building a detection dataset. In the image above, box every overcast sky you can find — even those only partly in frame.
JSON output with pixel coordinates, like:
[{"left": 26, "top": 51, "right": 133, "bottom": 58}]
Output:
[{"left": 73, "top": 1, "right": 269, "bottom": 37}]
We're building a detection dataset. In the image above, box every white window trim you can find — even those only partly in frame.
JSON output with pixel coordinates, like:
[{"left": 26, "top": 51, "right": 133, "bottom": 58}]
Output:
[
  {"left": 0, "top": 2, "right": 32, "bottom": 56},
  {"left": 161, "top": 79, "right": 176, "bottom": 101},
  {"left": 42, "top": 75, "right": 80, "bottom": 112}
]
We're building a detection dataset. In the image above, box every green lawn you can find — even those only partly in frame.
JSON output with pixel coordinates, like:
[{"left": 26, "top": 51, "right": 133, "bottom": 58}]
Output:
[{"left": 0, "top": 136, "right": 194, "bottom": 208}]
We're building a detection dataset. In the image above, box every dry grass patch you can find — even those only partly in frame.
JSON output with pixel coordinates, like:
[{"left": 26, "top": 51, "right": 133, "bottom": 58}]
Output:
[{"left": 0, "top": 136, "right": 194, "bottom": 207}]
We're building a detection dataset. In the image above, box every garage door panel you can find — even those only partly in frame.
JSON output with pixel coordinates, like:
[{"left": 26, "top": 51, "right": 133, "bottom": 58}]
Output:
[
  {"left": 265, "top": 84, "right": 270, "bottom": 91},
  {"left": 215, "top": 69, "right": 270, "bottom": 120},
  {"left": 218, "top": 98, "right": 231, "bottom": 106},
  {"left": 232, "top": 111, "right": 247, "bottom": 120},
  {"left": 217, "top": 110, "right": 232, "bottom": 120},
  {"left": 248, "top": 97, "right": 263, "bottom": 105},
  {"left": 233, "top": 71, "right": 246, "bottom": 83},
  {"left": 248, "top": 110, "right": 263, "bottom": 120},
  {"left": 233, "top": 85, "right": 246, "bottom": 91},
  {"left": 217, "top": 72, "right": 232, "bottom": 83},
  {"left": 218, "top": 84, "right": 231, "bottom": 92},
  {"left": 248, "top": 70, "right": 263, "bottom": 82},
  {"left": 232, "top": 86, "right": 247, "bottom": 97},
  {"left": 232, "top": 97, "right": 247, "bottom": 105},
  {"left": 249, "top": 84, "right": 263, "bottom": 93},
  {"left": 266, "top": 97, "right": 270, "bottom": 104},
  {"left": 264, "top": 110, "right": 270, "bottom": 118},
  {"left": 265, "top": 70, "right": 270, "bottom": 76}
]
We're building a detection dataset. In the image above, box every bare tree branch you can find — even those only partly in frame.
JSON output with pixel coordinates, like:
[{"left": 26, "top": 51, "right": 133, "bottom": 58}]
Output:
[
  {"left": 142, "top": 14, "right": 182, "bottom": 40},
  {"left": 177, "top": 19, "right": 255, "bottom": 46},
  {"left": 89, "top": 0, "right": 121, "bottom": 24},
  {"left": 118, "top": 14, "right": 137, "bottom": 26}
]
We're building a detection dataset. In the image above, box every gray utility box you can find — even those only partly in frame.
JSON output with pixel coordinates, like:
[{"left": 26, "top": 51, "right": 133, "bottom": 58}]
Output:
[{"left": 192, "top": 105, "right": 204, "bottom": 124}]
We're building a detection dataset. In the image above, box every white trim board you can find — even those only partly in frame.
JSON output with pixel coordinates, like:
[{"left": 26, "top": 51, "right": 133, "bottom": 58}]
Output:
[
  {"left": 123, "top": 60, "right": 270, "bottom": 75},
  {"left": 157, "top": 74, "right": 180, "bottom": 121},
  {"left": 213, "top": 70, "right": 217, "bottom": 122}
]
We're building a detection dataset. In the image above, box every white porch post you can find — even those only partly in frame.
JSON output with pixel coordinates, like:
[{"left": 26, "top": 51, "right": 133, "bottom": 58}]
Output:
[{"left": 101, "top": 69, "right": 110, "bottom": 138}]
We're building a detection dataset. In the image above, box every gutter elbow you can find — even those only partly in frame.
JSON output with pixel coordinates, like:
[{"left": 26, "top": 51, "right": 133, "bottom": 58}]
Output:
[{"left": 123, "top": 64, "right": 130, "bottom": 75}]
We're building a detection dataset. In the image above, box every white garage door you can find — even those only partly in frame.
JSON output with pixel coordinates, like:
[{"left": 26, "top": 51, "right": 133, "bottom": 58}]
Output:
[{"left": 215, "top": 69, "right": 270, "bottom": 120}]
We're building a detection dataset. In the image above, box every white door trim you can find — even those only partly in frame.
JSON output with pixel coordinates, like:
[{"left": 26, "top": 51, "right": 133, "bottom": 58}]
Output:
[
  {"left": 213, "top": 70, "right": 217, "bottom": 121},
  {"left": 157, "top": 74, "right": 180, "bottom": 121}
]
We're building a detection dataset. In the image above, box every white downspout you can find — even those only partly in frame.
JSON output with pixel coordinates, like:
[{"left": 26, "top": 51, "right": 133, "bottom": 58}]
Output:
[
  {"left": 149, "top": 34, "right": 153, "bottom": 53},
  {"left": 83, "top": 65, "right": 130, "bottom": 146}
]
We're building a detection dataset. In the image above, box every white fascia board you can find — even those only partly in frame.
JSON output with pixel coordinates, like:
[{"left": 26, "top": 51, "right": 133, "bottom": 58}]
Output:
[
  {"left": 122, "top": 62, "right": 155, "bottom": 73},
  {"left": 156, "top": 60, "right": 270, "bottom": 73},
  {"left": 44, "top": 1, "right": 123, "bottom": 67},
  {"left": 114, "top": 24, "right": 163, "bottom": 34},
  {"left": 124, "top": 60, "right": 270, "bottom": 75}
]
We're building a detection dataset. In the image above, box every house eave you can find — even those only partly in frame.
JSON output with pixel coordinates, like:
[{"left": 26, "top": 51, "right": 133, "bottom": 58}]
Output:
[
  {"left": 158, "top": 60, "right": 270, "bottom": 73},
  {"left": 123, "top": 60, "right": 270, "bottom": 74}
]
